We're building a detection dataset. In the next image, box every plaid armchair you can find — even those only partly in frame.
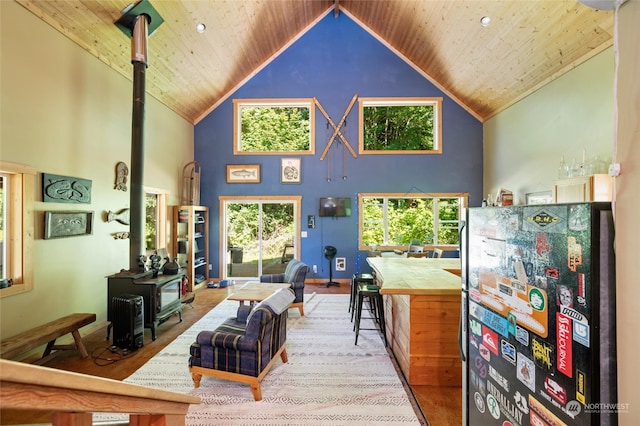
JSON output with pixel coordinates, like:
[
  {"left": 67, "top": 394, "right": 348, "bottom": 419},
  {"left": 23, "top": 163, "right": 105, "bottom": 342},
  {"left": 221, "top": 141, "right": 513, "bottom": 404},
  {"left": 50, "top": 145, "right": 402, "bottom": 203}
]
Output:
[
  {"left": 260, "top": 258, "right": 309, "bottom": 316},
  {"left": 189, "top": 288, "right": 295, "bottom": 401}
]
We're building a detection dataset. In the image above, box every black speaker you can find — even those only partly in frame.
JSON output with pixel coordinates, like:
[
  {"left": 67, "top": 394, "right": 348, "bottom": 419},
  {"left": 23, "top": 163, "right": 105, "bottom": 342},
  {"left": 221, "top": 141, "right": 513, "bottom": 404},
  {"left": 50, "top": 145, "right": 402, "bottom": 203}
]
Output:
[{"left": 112, "top": 294, "right": 144, "bottom": 351}]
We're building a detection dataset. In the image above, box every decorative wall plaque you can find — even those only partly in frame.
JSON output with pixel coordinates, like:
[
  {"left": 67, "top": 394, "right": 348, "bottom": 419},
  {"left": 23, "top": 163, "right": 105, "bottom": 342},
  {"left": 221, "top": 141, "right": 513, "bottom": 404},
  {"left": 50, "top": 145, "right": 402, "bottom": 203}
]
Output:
[
  {"left": 43, "top": 173, "right": 92, "bottom": 204},
  {"left": 115, "top": 162, "right": 128, "bottom": 191},
  {"left": 44, "top": 211, "right": 94, "bottom": 239}
]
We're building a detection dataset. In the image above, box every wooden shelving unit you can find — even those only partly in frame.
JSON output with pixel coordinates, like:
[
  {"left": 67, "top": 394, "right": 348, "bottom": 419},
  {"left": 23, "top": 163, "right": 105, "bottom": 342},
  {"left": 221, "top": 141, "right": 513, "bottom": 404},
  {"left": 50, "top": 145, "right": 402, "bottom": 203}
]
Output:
[{"left": 173, "top": 205, "right": 209, "bottom": 291}]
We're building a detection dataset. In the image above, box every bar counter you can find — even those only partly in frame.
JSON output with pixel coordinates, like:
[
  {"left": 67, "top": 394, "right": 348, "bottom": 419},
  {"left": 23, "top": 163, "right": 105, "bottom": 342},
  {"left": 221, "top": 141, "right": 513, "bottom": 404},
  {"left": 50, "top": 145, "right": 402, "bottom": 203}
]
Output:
[
  {"left": 367, "top": 256, "right": 462, "bottom": 386},
  {"left": 367, "top": 257, "right": 461, "bottom": 295}
]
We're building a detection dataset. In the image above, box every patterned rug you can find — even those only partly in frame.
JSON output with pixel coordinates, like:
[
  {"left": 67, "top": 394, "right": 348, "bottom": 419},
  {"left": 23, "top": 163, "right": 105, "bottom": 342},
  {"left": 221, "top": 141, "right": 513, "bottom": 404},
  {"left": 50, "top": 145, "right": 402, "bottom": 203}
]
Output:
[{"left": 96, "top": 294, "right": 426, "bottom": 425}]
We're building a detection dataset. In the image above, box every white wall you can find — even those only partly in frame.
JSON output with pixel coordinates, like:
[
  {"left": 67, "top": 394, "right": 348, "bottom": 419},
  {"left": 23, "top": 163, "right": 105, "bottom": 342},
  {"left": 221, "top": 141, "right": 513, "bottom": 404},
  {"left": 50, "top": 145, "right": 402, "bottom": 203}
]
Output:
[
  {"left": 0, "top": 1, "right": 194, "bottom": 342},
  {"left": 484, "top": 48, "right": 614, "bottom": 204}
]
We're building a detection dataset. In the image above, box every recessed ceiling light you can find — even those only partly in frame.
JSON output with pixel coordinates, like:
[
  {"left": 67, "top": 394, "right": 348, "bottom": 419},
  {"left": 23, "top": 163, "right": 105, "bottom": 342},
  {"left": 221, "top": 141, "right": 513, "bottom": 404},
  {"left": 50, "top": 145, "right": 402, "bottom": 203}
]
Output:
[
  {"left": 196, "top": 23, "right": 206, "bottom": 33},
  {"left": 480, "top": 16, "right": 491, "bottom": 27}
]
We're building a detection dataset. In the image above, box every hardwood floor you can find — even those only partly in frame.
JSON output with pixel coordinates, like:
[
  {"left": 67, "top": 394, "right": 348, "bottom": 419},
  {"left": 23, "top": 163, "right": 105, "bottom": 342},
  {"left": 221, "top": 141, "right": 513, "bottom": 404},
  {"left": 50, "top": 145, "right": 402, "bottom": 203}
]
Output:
[{"left": 6, "top": 281, "right": 461, "bottom": 426}]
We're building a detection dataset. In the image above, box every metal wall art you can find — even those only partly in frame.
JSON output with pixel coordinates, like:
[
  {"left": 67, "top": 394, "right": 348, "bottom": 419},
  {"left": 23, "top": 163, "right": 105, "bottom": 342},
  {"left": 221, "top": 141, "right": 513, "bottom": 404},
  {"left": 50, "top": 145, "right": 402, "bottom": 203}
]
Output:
[
  {"left": 44, "top": 211, "right": 94, "bottom": 239},
  {"left": 43, "top": 173, "right": 92, "bottom": 204},
  {"left": 226, "top": 164, "right": 261, "bottom": 183},
  {"left": 106, "top": 208, "right": 130, "bottom": 225}
]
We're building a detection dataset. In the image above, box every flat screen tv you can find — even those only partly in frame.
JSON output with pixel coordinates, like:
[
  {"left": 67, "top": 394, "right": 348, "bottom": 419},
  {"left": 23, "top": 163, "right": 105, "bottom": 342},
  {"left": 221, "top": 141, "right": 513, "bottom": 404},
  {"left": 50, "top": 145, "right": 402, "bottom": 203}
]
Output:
[{"left": 319, "top": 197, "right": 351, "bottom": 217}]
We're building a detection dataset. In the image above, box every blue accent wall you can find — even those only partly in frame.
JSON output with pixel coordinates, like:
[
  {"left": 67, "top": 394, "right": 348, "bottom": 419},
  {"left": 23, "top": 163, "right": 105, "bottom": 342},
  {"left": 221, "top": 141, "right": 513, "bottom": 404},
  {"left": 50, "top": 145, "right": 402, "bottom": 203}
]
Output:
[{"left": 195, "top": 11, "right": 483, "bottom": 279}]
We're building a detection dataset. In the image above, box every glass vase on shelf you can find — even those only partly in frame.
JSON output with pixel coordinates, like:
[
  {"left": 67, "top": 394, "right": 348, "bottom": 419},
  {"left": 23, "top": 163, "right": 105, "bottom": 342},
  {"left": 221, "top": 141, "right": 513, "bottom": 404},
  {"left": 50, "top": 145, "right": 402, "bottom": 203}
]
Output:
[{"left": 558, "top": 156, "right": 569, "bottom": 179}]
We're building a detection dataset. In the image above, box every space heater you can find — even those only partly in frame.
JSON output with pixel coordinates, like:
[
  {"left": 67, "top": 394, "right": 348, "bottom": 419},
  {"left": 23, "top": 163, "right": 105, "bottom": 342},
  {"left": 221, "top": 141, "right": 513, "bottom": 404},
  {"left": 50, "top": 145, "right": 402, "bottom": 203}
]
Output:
[{"left": 111, "top": 294, "right": 144, "bottom": 351}]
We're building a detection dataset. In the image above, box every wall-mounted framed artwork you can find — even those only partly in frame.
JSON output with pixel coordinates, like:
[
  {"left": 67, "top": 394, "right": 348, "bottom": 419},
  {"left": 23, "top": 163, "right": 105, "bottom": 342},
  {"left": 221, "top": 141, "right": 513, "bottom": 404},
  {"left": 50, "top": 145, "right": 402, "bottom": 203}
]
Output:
[
  {"left": 525, "top": 190, "right": 553, "bottom": 205},
  {"left": 281, "top": 157, "right": 301, "bottom": 184},
  {"left": 44, "top": 211, "right": 94, "bottom": 239},
  {"left": 226, "top": 164, "right": 261, "bottom": 183},
  {"left": 42, "top": 173, "right": 92, "bottom": 203}
]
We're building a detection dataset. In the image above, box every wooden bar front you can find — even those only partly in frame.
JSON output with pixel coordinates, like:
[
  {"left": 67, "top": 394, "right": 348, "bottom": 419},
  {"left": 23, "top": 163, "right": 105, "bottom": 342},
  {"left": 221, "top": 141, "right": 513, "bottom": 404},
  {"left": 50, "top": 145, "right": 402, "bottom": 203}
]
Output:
[{"left": 367, "top": 257, "right": 462, "bottom": 386}]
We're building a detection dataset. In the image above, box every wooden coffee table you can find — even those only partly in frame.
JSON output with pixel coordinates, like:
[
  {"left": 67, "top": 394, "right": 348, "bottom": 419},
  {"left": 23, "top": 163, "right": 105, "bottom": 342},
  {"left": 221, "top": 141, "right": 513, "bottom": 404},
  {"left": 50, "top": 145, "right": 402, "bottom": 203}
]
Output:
[{"left": 227, "top": 282, "right": 293, "bottom": 306}]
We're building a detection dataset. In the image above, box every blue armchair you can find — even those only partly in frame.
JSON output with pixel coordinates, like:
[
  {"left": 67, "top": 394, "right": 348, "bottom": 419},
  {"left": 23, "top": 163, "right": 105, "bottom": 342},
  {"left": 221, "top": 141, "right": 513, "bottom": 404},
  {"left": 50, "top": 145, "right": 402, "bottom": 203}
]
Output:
[
  {"left": 260, "top": 258, "right": 309, "bottom": 316},
  {"left": 189, "top": 288, "right": 295, "bottom": 400}
]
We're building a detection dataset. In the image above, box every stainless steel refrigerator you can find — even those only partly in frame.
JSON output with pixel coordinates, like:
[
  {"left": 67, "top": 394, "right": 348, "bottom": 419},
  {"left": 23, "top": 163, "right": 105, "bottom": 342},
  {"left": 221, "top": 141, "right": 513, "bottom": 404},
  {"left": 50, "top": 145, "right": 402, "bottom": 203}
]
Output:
[{"left": 459, "top": 203, "right": 617, "bottom": 426}]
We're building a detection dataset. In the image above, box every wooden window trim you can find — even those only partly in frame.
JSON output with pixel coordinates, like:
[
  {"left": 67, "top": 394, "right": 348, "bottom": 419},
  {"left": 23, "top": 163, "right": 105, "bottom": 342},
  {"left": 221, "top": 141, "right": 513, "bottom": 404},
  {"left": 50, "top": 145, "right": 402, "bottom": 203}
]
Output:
[
  {"left": 233, "top": 98, "right": 316, "bottom": 155},
  {"left": 357, "top": 192, "right": 468, "bottom": 250},
  {"left": 358, "top": 97, "right": 443, "bottom": 155},
  {"left": 0, "top": 161, "right": 35, "bottom": 298}
]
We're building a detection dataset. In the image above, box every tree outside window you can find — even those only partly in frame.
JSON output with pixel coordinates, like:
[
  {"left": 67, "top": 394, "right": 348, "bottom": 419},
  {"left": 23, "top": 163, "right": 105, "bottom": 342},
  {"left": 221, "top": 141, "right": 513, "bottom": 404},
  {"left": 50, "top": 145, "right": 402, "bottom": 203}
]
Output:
[
  {"left": 234, "top": 99, "right": 316, "bottom": 155},
  {"left": 359, "top": 97, "right": 442, "bottom": 154},
  {"left": 359, "top": 193, "right": 466, "bottom": 249}
]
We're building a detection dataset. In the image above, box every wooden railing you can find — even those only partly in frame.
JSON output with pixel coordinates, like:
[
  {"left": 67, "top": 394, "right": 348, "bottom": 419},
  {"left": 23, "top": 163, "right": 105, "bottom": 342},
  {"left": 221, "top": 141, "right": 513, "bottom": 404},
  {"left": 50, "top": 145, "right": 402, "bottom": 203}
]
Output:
[{"left": 0, "top": 359, "right": 200, "bottom": 426}]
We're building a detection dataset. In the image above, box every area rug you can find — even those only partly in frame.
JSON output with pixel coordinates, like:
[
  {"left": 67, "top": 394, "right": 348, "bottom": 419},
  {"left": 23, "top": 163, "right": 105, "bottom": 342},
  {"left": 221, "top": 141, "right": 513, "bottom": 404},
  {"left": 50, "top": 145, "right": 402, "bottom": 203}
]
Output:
[{"left": 96, "top": 294, "right": 426, "bottom": 425}]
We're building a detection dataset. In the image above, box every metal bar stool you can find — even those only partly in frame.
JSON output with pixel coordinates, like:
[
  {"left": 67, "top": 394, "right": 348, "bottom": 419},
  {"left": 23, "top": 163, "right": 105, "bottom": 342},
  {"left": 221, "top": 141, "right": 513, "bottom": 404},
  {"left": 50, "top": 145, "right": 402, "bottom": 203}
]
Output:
[
  {"left": 350, "top": 273, "right": 374, "bottom": 321},
  {"left": 353, "top": 282, "right": 387, "bottom": 346}
]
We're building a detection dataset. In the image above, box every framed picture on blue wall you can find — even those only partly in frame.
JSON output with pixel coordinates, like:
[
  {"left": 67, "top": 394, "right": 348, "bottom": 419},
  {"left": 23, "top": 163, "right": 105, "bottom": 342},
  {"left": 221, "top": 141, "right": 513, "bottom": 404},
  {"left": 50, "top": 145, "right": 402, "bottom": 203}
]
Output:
[
  {"left": 281, "top": 158, "right": 301, "bottom": 184},
  {"left": 226, "top": 164, "right": 260, "bottom": 183}
]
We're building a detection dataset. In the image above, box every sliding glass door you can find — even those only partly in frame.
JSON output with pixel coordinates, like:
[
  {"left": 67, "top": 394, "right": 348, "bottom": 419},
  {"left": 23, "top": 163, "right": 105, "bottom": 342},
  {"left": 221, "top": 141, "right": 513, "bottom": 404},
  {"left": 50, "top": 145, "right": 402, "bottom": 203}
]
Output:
[{"left": 221, "top": 196, "right": 301, "bottom": 280}]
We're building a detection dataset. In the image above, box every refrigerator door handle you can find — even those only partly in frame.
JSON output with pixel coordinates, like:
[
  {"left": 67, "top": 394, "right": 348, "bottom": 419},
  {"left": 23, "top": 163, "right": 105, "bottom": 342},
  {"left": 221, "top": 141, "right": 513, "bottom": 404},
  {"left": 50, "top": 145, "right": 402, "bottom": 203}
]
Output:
[
  {"left": 458, "top": 294, "right": 467, "bottom": 362},
  {"left": 458, "top": 313, "right": 465, "bottom": 361}
]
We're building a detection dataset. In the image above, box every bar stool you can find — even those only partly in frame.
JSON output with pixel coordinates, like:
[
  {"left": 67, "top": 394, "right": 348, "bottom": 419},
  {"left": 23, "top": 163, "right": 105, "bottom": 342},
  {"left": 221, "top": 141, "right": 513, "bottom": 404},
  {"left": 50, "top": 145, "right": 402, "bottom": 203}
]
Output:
[
  {"left": 350, "top": 273, "right": 374, "bottom": 321},
  {"left": 353, "top": 283, "right": 387, "bottom": 346}
]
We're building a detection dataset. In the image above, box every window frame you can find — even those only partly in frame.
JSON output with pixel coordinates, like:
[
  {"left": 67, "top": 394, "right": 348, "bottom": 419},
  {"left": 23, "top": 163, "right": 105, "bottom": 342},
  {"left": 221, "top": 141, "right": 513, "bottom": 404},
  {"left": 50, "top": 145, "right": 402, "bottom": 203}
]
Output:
[
  {"left": 144, "top": 186, "right": 168, "bottom": 255},
  {"left": 233, "top": 98, "right": 316, "bottom": 155},
  {"left": 357, "top": 192, "right": 467, "bottom": 251},
  {"left": 0, "top": 161, "right": 35, "bottom": 298},
  {"left": 358, "top": 97, "right": 443, "bottom": 155}
]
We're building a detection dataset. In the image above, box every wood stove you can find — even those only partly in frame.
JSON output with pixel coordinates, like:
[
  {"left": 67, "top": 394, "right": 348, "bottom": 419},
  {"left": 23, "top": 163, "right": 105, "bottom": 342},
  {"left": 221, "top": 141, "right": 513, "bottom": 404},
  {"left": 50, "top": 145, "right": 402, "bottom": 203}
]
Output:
[{"left": 107, "top": 270, "right": 183, "bottom": 341}]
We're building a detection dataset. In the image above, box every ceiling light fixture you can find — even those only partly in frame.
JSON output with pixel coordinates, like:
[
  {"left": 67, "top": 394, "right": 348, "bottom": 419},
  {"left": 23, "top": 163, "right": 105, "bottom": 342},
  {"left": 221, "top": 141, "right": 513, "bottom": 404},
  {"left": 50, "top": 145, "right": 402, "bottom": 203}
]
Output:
[
  {"left": 196, "top": 23, "right": 206, "bottom": 33},
  {"left": 480, "top": 16, "right": 491, "bottom": 27}
]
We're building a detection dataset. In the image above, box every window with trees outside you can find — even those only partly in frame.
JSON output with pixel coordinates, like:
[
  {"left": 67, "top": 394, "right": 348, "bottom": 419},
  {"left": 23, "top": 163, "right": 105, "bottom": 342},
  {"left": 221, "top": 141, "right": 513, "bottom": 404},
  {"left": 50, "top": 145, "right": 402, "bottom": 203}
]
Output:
[
  {"left": 233, "top": 98, "right": 315, "bottom": 155},
  {"left": 359, "top": 97, "right": 442, "bottom": 154},
  {"left": 1, "top": 161, "right": 35, "bottom": 298},
  {"left": 358, "top": 193, "right": 467, "bottom": 250},
  {"left": 144, "top": 187, "right": 167, "bottom": 254}
]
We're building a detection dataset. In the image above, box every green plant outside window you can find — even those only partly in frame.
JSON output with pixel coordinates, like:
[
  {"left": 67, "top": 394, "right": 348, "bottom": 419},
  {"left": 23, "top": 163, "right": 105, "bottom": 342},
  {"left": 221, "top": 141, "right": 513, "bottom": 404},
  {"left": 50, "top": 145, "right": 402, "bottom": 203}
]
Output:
[{"left": 359, "top": 97, "right": 442, "bottom": 154}]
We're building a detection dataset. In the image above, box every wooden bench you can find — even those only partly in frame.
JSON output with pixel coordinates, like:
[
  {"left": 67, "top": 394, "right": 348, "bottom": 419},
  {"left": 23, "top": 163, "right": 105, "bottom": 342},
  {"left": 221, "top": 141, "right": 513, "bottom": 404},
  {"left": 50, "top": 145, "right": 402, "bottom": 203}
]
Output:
[{"left": 0, "top": 313, "right": 96, "bottom": 365}]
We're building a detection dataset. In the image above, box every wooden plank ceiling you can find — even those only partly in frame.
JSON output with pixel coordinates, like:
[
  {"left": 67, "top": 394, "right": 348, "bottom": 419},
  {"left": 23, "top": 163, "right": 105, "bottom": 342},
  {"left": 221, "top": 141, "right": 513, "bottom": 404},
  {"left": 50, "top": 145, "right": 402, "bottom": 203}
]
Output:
[{"left": 16, "top": 0, "right": 614, "bottom": 124}]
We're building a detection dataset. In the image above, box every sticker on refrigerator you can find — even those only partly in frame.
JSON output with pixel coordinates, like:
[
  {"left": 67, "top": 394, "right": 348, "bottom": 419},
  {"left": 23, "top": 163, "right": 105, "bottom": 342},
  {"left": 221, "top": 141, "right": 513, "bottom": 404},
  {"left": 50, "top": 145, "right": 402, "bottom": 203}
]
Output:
[
  {"left": 523, "top": 206, "right": 568, "bottom": 234},
  {"left": 576, "top": 369, "right": 586, "bottom": 404},
  {"left": 557, "top": 313, "right": 573, "bottom": 378},
  {"left": 474, "top": 392, "right": 486, "bottom": 413},
  {"left": 544, "top": 376, "right": 567, "bottom": 405},
  {"left": 568, "top": 204, "right": 590, "bottom": 231},
  {"left": 556, "top": 285, "right": 574, "bottom": 310},
  {"left": 479, "top": 271, "right": 549, "bottom": 337},
  {"left": 529, "top": 395, "right": 568, "bottom": 426},
  {"left": 487, "top": 381, "right": 523, "bottom": 425},
  {"left": 516, "top": 352, "right": 536, "bottom": 392},
  {"left": 482, "top": 325, "right": 499, "bottom": 355},
  {"left": 536, "top": 232, "right": 550, "bottom": 258},
  {"left": 489, "top": 365, "right": 510, "bottom": 392},
  {"left": 573, "top": 321, "right": 590, "bottom": 347},
  {"left": 567, "top": 236, "right": 583, "bottom": 272},
  {"left": 576, "top": 272, "right": 587, "bottom": 308},
  {"left": 501, "top": 339, "right": 516, "bottom": 365},
  {"left": 532, "top": 336, "right": 555, "bottom": 371},
  {"left": 513, "top": 391, "right": 529, "bottom": 414},
  {"left": 515, "top": 325, "right": 529, "bottom": 346}
]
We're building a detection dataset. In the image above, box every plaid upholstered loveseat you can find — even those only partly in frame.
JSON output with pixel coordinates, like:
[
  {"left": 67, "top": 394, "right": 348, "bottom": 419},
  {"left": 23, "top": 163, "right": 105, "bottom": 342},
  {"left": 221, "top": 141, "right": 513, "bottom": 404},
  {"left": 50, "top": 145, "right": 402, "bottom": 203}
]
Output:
[
  {"left": 260, "top": 258, "right": 309, "bottom": 316},
  {"left": 188, "top": 288, "right": 295, "bottom": 400}
]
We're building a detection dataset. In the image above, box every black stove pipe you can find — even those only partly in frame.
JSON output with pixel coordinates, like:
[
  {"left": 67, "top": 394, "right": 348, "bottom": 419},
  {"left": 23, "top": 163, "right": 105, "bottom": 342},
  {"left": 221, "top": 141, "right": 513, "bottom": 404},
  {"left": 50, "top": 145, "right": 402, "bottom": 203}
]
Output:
[{"left": 128, "top": 14, "right": 149, "bottom": 273}]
